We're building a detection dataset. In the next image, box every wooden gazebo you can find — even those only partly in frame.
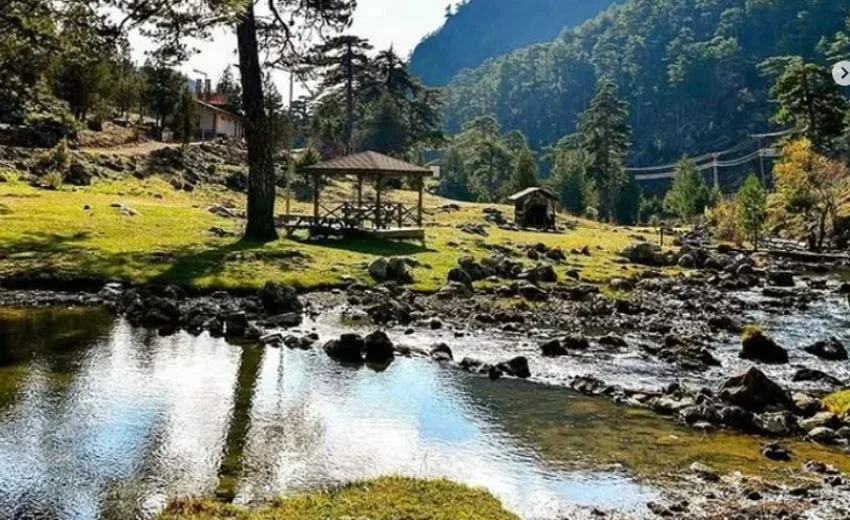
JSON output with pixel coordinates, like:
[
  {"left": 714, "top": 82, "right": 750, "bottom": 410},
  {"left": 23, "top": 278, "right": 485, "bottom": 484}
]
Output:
[{"left": 282, "top": 151, "right": 432, "bottom": 240}]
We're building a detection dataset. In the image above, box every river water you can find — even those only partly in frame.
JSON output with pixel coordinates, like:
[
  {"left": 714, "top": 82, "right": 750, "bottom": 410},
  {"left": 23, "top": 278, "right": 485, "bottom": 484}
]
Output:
[{"left": 0, "top": 304, "right": 847, "bottom": 520}]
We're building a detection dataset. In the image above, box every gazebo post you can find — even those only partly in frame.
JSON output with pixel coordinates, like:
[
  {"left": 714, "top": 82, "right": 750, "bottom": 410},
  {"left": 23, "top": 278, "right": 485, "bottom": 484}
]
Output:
[
  {"left": 417, "top": 175, "right": 424, "bottom": 227},
  {"left": 356, "top": 174, "right": 363, "bottom": 207},
  {"left": 375, "top": 174, "right": 383, "bottom": 229}
]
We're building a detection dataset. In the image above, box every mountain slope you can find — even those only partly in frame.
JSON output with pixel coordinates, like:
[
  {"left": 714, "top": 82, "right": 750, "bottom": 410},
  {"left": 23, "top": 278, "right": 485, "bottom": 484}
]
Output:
[
  {"left": 409, "top": 0, "right": 618, "bottom": 86},
  {"left": 443, "top": 0, "right": 850, "bottom": 164}
]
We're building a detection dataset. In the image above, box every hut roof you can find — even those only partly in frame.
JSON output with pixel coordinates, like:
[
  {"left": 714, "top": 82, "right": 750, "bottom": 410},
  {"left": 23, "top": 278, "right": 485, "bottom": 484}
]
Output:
[
  {"left": 301, "top": 151, "right": 433, "bottom": 177},
  {"left": 507, "top": 186, "right": 559, "bottom": 202}
]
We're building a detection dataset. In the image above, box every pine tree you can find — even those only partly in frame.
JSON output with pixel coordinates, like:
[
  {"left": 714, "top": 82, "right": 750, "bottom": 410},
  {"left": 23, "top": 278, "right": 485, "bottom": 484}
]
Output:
[
  {"left": 550, "top": 148, "right": 592, "bottom": 215},
  {"left": 664, "top": 157, "right": 711, "bottom": 221},
  {"left": 216, "top": 66, "right": 243, "bottom": 114},
  {"left": 304, "top": 35, "right": 373, "bottom": 153},
  {"left": 762, "top": 57, "right": 849, "bottom": 152},
  {"left": 511, "top": 147, "right": 538, "bottom": 192},
  {"left": 576, "top": 78, "right": 630, "bottom": 222},
  {"left": 737, "top": 174, "right": 768, "bottom": 249},
  {"left": 358, "top": 95, "right": 409, "bottom": 156}
]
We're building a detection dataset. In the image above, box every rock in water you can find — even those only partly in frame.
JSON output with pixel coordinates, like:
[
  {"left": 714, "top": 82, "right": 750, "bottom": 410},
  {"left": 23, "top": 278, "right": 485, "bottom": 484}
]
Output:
[
  {"left": 766, "top": 271, "right": 795, "bottom": 287},
  {"left": 718, "top": 367, "right": 794, "bottom": 413},
  {"left": 364, "top": 330, "right": 395, "bottom": 364},
  {"left": 540, "top": 339, "right": 567, "bottom": 357},
  {"left": 740, "top": 329, "right": 788, "bottom": 364},
  {"left": 323, "top": 333, "right": 365, "bottom": 363},
  {"left": 497, "top": 356, "right": 531, "bottom": 378},
  {"left": 804, "top": 337, "right": 848, "bottom": 361},
  {"left": 259, "top": 282, "right": 302, "bottom": 315}
]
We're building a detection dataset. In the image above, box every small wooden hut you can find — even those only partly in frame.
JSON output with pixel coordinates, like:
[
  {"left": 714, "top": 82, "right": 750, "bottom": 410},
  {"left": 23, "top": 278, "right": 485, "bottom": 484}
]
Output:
[
  {"left": 282, "top": 151, "right": 432, "bottom": 241},
  {"left": 507, "top": 187, "right": 558, "bottom": 230}
]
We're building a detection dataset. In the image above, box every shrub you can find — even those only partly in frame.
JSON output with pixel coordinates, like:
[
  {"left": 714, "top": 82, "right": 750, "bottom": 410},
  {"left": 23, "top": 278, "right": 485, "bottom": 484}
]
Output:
[
  {"left": 709, "top": 197, "right": 745, "bottom": 246},
  {"left": 584, "top": 206, "right": 599, "bottom": 221},
  {"left": 44, "top": 170, "right": 64, "bottom": 190},
  {"left": 741, "top": 324, "right": 763, "bottom": 342}
]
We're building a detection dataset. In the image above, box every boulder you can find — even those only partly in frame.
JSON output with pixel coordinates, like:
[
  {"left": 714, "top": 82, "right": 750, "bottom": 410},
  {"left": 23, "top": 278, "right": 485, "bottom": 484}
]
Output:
[
  {"left": 690, "top": 462, "right": 720, "bottom": 482},
  {"left": 718, "top": 367, "right": 794, "bottom": 412},
  {"left": 563, "top": 334, "right": 591, "bottom": 350},
  {"left": 521, "top": 265, "right": 558, "bottom": 284},
  {"left": 792, "top": 368, "right": 844, "bottom": 388},
  {"left": 719, "top": 406, "right": 756, "bottom": 432},
  {"left": 762, "top": 442, "right": 793, "bottom": 461},
  {"left": 437, "top": 281, "right": 473, "bottom": 300},
  {"left": 323, "top": 333, "right": 365, "bottom": 363},
  {"left": 677, "top": 253, "right": 696, "bottom": 268},
  {"left": 364, "top": 331, "right": 395, "bottom": 364},
  {"left": 65, "top": 160, "right": 94, "bottom": 186},
  {"left": 223, "top": 311, "right": 249, "bottom": 337},
  {"left": 766, "top": 271, "right": 795, "bottom": 287},
  {"left": 447, "top": 267, "right": 473, "bottom": 286},
  {"left": 807, "top": 426, "right": 840, "bottom": 444},
  {"left": 429, "top": 343, "right": 453, "bottom": 362},
  {"left": 540, "top": 339, "right": 567, "bottom": 357},
  {"left": 804, "top": 337, "right": 848, "bottom": 361},
  {"left": 755, "top": 411, "right": 798, "bottom": 436},
  {"left": 368, "top": 257, "right": 414, "bottom": 284},
  {"left": 497, "top": 356, "right": 531, "bottom": 379},
  {"left": 598, "top": 334, "right": 628, "bottom": 348},
  {"left": 259, "top": 282, "right": 303, "bottom": 315},
  {"left": 260, "top": 313, "right": 302, "bottom": 328},
  {"left": 740, "top": 329, "right": 788, "bottom": 364},
  {"left": 622, "top": 243, "right": 666, "bottom": 266},
  {"left": 518, "top": 282, "right": 548, "bottom": 302},
  {"left": 793, "top": 393, "right": 823, "bottom": 417},
  {"left": 799, "top": 412, "right": 840, "bottom": 432}
]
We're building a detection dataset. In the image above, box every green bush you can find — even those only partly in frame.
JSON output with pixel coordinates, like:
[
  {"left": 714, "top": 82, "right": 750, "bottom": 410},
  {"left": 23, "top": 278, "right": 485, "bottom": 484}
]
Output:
[{"left": 44, "top": 170, "right": 64, "bottom": 190}]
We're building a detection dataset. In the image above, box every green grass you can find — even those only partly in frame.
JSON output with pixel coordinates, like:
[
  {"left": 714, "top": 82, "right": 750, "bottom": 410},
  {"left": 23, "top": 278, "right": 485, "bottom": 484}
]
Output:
[
  {"left": 157, "top": 477, "right": 519, "bottom": 520},
  {"left": 823, "top": 390, "right": 850, "bottom": 416},
  {"left": 0, "top": 175, "right": 661, "bottom": 291}
]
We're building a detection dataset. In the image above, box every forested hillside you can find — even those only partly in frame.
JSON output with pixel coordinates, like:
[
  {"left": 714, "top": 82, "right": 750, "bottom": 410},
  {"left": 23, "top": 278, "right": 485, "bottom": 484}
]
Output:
[
  {"left": 408, "top": 0, "right": 617, "bottom": 86},
  {"left": 443, "top": 0, "right": 850, "bottom": 165}
]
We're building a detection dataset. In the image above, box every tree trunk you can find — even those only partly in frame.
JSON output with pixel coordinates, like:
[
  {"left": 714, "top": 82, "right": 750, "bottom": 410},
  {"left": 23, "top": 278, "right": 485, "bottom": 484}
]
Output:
[
  {"left": 345, "top": 43, "right": 354, "bottom": 154},
  {"left": 237, "top": 3, "right": 278, "bottom": 242}
]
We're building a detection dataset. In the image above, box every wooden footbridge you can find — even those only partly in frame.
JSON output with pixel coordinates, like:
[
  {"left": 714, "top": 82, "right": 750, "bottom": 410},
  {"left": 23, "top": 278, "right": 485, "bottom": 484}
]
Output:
[{"left": 280, "top": 151, "right": 432, "bottom": 241}]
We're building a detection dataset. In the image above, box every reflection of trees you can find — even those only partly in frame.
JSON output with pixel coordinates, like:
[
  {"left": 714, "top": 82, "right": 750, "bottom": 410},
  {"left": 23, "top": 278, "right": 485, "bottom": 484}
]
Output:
[
  {"left": 216, "top": 344, "right": 264, "bottom": 500},
  {"left": 0, "top": 307, "right": 113, "bottom": 410}
]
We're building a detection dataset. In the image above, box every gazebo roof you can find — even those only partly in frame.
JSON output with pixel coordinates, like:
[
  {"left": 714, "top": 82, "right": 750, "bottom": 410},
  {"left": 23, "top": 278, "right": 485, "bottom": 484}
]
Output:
[
  {"left": 301, "top": 151, "right": 433, "bottom": 177},
  {"left": 507, "top": 186, "right": 559, "bottom": 202}
]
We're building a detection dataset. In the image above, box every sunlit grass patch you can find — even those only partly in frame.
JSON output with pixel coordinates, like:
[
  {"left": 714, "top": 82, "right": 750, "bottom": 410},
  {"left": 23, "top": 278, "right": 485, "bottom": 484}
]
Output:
[
  {"left": 0, "top": 174, "right": 660, "bottom": 291},
  {"left": 157, "top": 477, "right": 519, "bottom": 520},
  {"left": 823, "top": 390, "right": 850, "bottom": 416}
]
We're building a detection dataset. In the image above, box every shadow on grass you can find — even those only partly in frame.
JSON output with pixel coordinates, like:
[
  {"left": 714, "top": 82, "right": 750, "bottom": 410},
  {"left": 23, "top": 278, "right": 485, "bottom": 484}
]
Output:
[
  {"left": 1, "top": 230, "right": 432, "bottom": 290},
  {"left": 303, "top": 235, "right": 433, "bottom": 256}
]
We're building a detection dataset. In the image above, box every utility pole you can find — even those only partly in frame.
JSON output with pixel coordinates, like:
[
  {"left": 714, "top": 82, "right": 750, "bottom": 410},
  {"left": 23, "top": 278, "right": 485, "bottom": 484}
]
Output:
[{"left": 757, "top": 135, "right": 766, "bottom": 185}]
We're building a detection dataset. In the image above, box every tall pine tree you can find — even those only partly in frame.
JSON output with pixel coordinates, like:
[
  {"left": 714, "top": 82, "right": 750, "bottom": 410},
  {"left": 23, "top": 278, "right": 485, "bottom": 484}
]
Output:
[{"left": 576, "top": 78, "right": 630, "bottom": 222}]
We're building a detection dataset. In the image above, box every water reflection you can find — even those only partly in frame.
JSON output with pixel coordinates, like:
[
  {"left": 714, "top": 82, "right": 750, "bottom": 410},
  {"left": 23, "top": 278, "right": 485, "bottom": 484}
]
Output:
[{"left": 0, "top": 307, "right": 659, "bottom": 520}]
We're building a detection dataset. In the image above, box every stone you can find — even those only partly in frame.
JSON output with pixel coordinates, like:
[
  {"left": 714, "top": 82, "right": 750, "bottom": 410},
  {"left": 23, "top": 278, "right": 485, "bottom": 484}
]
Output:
[
  {"left": 803, "top": 459, "right": 840, "bottom": 474},
  {"left": 690, "top": 462, "right": 720, "bottom": 482},
  {"left": 719, "top": 406, "right": 756, "bottom": 432},
  {"left": 609, "top": 278, "right": 634, "bottom": 291},
  {"left": 799, "top": 412, "right": 840, "bottom": 432},
  {"left": 740, "top": 329, "right": 788, "bottom": 364},
  {"left": 497, "top": 356, "right": 531, "bottom": 379},
  {"left": 754, "top": 411, "right": 796, "bottom": 436},
  {"left": 563, "top": 334, "right": 590, "bottom": 350},
  {"left": 447, "top": 267, "right": 473, "bottom": 286},
  {"left": 653, "top": 396, "right": 696, "bottom": 416},
  {"left": 323, "top": 333, "right": 365, "bottom": 363},
  {"left": 792, "top": 368, "right": 844, "bottom": 388},
  {"left": 762, "top": 442, "right": 793, "bottom": 461},
  {"left": 766, "top": 271, "right": 795, "bottom": 287},
  {"left": 792, "top": 393, "right": 823, "bottom": 417},
  {"left": 540, "top": 339, "right": 567, "bottom": 357},
  {"left": 598, "top": 334, "right": 628, "bottom": 348},
  {"left": 707, "top": 315, "right": 742, "bottom": 333},
  {"left": 261, "top": 313, "right": 302, "bottom": 328},
  {"left": 718, "top": 367, "right": 794, "bottom": 412},
  {"left": 259, "top": 282, "right": 303, "bottom": 315},
  {"left": 429, "top": 343, "right": 453, "bottom": 362},
  {"left": 804, "top": 337, "right": 849, "bottom": 361},
  {"left": 679, "top": 404, "right": 720, "bottom": 426},
  {"left": 437, "top": 281, "right": 473, "bottom": 300},
  {"left": 368, "top": 257, "right": 414, "bottom": 284},
  {"left": 807, "top": 426, "right": 840, "bottom": 444},
  {"left": 65, "top": 160, "right": 94, "bottom": 186},
  {"left": 677, "top": 253, "right": 696, "bottom": 268},
  {"left": 364, "top": 330, "right": 395, "bottom": 364},
  {"left": 518, "top": 282, "right": 548, "bottom": 302},
  {"left": 223, "top": 312, "right": 249, "bottom": 337}
]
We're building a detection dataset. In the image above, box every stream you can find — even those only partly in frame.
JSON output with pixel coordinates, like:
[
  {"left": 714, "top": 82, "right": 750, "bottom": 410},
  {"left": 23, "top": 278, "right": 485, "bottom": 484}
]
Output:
[{"left": 0, "top": 303, "right": 848, "bottom": 520}]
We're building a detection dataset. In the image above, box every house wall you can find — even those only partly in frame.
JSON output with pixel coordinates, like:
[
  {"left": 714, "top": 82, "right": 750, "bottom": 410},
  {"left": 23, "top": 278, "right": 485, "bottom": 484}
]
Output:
[{"left": 196, "top": 103, "right": 243, "bottom": 139}]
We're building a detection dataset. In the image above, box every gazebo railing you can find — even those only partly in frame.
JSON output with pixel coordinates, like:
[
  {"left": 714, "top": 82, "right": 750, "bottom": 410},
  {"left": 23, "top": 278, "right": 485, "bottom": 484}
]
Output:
[{"left": 301, "top": 201, "right": 421, "bottom": 230}]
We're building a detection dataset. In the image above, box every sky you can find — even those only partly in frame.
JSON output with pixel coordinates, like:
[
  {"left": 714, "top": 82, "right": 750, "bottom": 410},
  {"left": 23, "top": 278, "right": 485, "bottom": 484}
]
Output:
[{"left": 130, "top": 0, "right": 447, "bottom": 100}]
